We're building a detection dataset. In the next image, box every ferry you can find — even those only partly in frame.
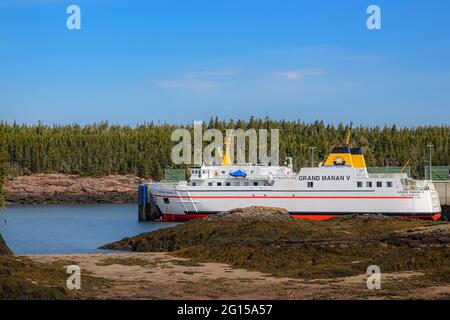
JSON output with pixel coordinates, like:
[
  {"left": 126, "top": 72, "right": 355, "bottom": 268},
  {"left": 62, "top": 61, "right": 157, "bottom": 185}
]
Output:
[{"left": 142, "top": 132, "right": 442, "bottom": 221}]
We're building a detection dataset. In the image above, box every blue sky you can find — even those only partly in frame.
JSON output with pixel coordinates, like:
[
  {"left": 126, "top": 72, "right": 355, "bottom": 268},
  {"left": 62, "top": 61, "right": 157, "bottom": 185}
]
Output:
[{"left": 0, "top": 0, "right": 449, "bottom": 126}]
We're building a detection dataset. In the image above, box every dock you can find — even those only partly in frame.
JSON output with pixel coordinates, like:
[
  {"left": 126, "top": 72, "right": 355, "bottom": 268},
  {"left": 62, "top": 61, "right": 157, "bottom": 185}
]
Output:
[{"left": 435, "top": 181, "right": 450, "bottom": 219}]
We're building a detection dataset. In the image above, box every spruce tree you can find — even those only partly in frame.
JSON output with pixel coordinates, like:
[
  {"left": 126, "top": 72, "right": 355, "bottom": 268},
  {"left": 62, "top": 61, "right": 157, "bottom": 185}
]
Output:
[
  {"left": 0, "top": 121, "right": 447, "bottom": 180},
  {"left": 0, "top": 126, "right": 8, "bottom": 207}
]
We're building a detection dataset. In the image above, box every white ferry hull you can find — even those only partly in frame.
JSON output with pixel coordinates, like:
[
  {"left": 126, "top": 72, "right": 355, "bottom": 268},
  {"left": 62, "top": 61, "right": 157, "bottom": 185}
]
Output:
[{"left": 149, "top": 185, "right": 442, "bottom": 221}]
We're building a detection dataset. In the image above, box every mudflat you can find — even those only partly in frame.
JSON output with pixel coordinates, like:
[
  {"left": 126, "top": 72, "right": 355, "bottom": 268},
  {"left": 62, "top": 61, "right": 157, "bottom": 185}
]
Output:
[
  {"left": 23, "top": 251, "right": 450, "bottom": 300},
  {"left": 98, "top": 207, "right": 450, "bottom": 299}
]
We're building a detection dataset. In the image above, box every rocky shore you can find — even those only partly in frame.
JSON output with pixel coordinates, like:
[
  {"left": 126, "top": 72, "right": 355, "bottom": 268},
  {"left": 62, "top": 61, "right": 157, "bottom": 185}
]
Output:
[
  {"left": 0, "top": 234, "right": 68, "bottom": 299},
  {"left": 4, "top": 174, "right": 143, "bottom": 205},
  {"left": 1, "top": 206, "right": 449, "bottom": 299},
  {"left": 102, "top": 206, "right": 450, "bottom": 298},
  {"left": 0, "top": 234, "right": 12, "bottom": 255}
]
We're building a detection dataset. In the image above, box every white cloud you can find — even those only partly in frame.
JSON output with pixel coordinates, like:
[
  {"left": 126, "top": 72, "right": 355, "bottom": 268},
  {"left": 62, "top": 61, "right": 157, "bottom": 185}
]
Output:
[{"left": 274, "top": 68, "right": 325, "bottom": 81}]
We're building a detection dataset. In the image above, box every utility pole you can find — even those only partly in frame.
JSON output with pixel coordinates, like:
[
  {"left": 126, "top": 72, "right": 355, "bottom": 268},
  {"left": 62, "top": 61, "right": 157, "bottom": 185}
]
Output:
[
  {"left": 427, "top": 144, "right": 434, "bottom": 180},
  {"left": 310, "top": 146, "right": 317, "bottom": 168}
]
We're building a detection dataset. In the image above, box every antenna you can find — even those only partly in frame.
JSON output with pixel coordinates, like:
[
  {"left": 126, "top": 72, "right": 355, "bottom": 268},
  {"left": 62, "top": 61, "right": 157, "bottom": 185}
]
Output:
[
  {"left": 221, "top": 131, "right": 234, "bottom": 166},
  {"left": 401, "top": 158, "right": 411, "bottom": 174},
  {"left": 344, "top": 122, "right": 353, "bottom": 147}
]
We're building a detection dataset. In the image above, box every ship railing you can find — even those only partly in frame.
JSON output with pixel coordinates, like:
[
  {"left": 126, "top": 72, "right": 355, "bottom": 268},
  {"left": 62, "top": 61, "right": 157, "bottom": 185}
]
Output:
[
  {"left": 157, "top": 181, "right": 181, "bottom": 185},
  {"left": 247, "top": 174, "right": 296, "bottom": 180},
  {"left": 364, "top": 173, "right": 408, "bottom": 179},
  {"left": 400, "top": 179, "right": 436, "bottom": 191}
]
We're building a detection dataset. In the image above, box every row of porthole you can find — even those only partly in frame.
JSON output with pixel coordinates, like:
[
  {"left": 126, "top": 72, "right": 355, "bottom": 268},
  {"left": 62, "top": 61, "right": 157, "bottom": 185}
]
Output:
[
  {"left": 191, "top": 181, "right": 261, "bottom": 187},
  {"left": 357, "top": 181, "right": 393, "bottom": 188},
  {"left": 306, "top": 181, "right": 394, "bottom": 188}
]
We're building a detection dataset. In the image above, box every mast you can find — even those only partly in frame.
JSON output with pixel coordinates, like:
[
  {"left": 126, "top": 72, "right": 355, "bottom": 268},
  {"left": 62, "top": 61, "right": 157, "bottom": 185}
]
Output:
[
  {"left": 344, "top": 122, "right": 353, "bottom": 147},
  {"left": 221, "top": 133, "right": 233, "bottom": 166}
]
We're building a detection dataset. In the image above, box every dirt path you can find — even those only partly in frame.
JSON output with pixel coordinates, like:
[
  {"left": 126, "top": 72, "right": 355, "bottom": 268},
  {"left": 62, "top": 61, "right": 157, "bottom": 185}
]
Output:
[{"left": 23, "top": 252, "right": 450, "bottom": 300}]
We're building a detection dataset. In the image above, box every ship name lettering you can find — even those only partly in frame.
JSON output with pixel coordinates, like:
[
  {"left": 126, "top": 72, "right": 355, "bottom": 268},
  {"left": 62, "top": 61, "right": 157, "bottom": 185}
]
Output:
[
  {"left": 298, "top": 175, "right": 320, "bottom": 181},
  {"left": 321, "top": 175, "right": 346, "bottom": 181}
]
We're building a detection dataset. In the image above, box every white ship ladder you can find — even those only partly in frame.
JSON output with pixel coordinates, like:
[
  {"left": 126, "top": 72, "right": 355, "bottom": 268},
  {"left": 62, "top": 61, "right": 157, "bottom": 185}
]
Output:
[
  {"left": 176, "top": 190, "right": 198, "bottom": 213},
  {"left": 185, "top": 190, "right": 198, "bottom": 213}
]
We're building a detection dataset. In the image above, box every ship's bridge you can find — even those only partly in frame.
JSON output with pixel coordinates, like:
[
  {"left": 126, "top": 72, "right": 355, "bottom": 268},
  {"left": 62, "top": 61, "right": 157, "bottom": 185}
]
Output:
[
  {"left": 189, "top": 163, "right": 294, "bottom": 181},
  {"left": 322, "top": 146, "right": 368, "bottom": 175}
]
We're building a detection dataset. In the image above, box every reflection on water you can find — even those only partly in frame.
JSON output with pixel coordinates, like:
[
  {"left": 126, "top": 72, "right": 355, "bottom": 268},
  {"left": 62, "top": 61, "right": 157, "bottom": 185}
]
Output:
[{"left": 0, "top": 204, "right": 178, "bottom": 254}]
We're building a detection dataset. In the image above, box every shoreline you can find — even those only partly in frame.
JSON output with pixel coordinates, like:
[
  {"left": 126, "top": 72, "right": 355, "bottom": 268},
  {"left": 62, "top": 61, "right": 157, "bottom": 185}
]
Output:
[
  {"left": 4, "top": 173, "right": 142, "bottom": 206},
  {"left": 5, "top": 192, "right": 136, "bottom": 206}
]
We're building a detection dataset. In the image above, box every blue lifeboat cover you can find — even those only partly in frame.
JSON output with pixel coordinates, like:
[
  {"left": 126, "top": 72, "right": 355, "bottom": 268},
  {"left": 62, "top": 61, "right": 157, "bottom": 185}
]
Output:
[{"left": 229, "top": 170, "right": 247, "bottom": 177}]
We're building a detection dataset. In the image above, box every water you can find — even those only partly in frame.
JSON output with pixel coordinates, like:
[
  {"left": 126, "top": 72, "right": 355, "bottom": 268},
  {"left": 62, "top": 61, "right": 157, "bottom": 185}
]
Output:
[{"left": 0, "top": 204, "right": 178, "bottom": 254}]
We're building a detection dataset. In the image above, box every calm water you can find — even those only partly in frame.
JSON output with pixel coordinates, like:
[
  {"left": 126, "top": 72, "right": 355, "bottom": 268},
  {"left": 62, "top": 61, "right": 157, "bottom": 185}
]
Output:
[{"left": 0, "top": 204, "right": 178, "bottom": 254}]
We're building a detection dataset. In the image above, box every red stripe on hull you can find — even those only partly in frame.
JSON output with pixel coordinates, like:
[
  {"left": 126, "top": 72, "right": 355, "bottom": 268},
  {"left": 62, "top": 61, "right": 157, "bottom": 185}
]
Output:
[
  {"left": 432, "top": 213, "right": 442, "bottom": 221},
  {"left": 160, "top": 213, "right": 209, "bottom": 222},
  {"left": 291, "top": 214, "right": 338, "bottom": 221},
  {"left": 292, "top": 213, "right": 442, "bottom": 221},
  {"left": 402, "top": 213, "right": 442, "bottom": 221},
  {"left": 159, "top": 212, "right": 442, "bottom": 222}
]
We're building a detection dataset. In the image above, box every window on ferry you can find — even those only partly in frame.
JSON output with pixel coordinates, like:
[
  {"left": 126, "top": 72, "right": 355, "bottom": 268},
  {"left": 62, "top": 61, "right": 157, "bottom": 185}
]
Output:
[
  {"left": 253, "top": 181, "right": 259, "bottom": 186},
  {"left": 366, "top": 181, "right": 372, "bottom": 188},
  {"left": 377, "top": 181, "right": 382, "bottom": 188},
  {"left": 217, "top": 182, "right": 222, "bottom": 186},
  {"left": 221, "top": 171, "right": 225, "bottom": 174},
  {"left": 163, "top": 198, "right": 170, "bottom": 204},
  {"left": 387, "top": 181, "right": 393, "bottom": 187},
  {"left": 244, "top": 182, "right": 249, "bottom": 186},
  {"left": 226, "top": 182, "right": 231, "bottom": 186},
  {"left": 208, "top": 182, "right": 213, "bottom": 186},
  {"left": 357, "top": 181, "right": 363, "bottom": 188},
  {"left": 307, "top": 182, "right": 313, "bottom": 188},
  {"left": 192, "top": 182, "right": 196, "bottom": 186}
]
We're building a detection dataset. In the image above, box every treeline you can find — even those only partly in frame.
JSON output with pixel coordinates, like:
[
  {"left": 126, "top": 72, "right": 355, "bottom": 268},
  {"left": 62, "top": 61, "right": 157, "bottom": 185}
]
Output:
[
  {"left": 0, "top": 125, "right": 7, "bottom": 207},
  {"left": 0, "top": 119, "right": 448, "bottom": 182}
]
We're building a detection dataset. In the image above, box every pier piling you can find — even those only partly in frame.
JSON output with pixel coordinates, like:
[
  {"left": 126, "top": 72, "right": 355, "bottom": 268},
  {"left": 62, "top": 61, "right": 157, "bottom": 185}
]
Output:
[{"left": 138, "top": 184, "right": 160, "bottom": 221}]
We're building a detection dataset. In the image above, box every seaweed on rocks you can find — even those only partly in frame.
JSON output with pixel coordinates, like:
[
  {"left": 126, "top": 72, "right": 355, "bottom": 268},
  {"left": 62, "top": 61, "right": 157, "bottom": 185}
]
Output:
[
  {"left": 0, "top": 233, "right": 69, "bottom": 299},
  {"left": 102, "top": 207, "right": 450, "bottom": 281}
]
